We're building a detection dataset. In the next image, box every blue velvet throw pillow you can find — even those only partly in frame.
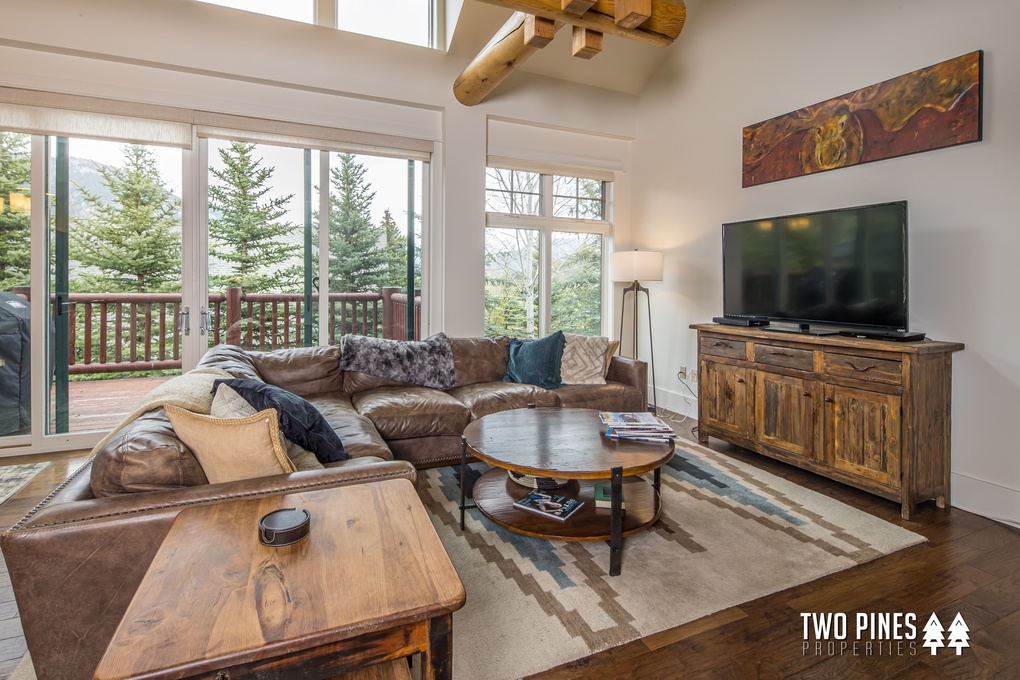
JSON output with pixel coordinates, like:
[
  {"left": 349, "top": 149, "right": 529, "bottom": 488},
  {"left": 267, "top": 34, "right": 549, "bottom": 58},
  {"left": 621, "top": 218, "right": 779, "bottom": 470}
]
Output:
[
  {"left": 213, "top": 379, "right": 348, "bottom": 463},
  {"left": 502, "top": 330, "right": 566, "bottom": 390}
]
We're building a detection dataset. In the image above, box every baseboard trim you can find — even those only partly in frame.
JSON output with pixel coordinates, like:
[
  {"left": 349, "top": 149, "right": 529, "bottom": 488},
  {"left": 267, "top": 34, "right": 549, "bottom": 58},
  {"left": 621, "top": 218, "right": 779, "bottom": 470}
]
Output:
[{"left": 951, "top": 472, "right": 1020, "bottom": 528}]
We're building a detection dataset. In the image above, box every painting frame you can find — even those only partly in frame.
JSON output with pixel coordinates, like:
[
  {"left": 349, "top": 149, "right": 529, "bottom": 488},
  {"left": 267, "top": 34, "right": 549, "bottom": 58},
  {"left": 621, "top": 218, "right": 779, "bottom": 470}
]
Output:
[{"left": 742, "top": 50, "right": 983, "bottom": 188}]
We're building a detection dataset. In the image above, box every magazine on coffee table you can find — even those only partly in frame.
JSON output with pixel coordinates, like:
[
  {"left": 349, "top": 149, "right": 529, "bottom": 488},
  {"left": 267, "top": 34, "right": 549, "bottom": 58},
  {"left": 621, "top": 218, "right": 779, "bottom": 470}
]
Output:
[
  {"left": 598, "top": 411, "right": 665, "bottom": 428},
  {"left": 512, "top": 491, "right": 584, "bottom": 521}
]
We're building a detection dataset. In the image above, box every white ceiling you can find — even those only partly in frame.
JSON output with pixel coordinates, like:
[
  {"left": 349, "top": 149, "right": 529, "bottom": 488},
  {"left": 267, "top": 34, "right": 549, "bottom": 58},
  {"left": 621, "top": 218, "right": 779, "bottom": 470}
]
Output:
[{"left": 447, "top": 1, "right": 681, "bottom": 96}]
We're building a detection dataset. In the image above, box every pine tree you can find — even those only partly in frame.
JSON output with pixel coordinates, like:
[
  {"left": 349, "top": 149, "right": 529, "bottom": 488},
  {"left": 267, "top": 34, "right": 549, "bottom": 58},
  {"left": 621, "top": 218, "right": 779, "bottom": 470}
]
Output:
[
  {"left": 922, "top": 612, "right": 945, "bottom": 656},
  {"left": 0, "top": 133, "right": 32, "bottom": 290},
  {"left": 327, "top": 153, "right": 385, "bottom": 294},
  {"left": 209, "top": 142, "right": 299, "bottom": 292},
  {"left": 70, "top": 144, "right": 181, "bottom": 292},
  {"left": 946, "top": 612, "right": 970, "bottom": 655},
  {"left": 380, "top": 208, "right": 408, "bottom": 288}
]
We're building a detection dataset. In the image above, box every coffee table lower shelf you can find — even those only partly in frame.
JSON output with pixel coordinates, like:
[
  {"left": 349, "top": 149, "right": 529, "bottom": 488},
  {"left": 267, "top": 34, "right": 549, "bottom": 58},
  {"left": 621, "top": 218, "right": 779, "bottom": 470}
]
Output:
[{"left": 472, "top": 467, "right": 661, "bottom": 542}]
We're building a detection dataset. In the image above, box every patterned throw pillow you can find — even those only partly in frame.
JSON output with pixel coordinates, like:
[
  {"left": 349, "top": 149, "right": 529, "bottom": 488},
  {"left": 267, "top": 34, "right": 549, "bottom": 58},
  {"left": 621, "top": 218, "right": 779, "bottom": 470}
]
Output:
[
  {"left": 561, "top": 334, "right": 610, "bottom": 385},
  {"left": 603, "top": 339, "right": 621, "bottom": 377}
]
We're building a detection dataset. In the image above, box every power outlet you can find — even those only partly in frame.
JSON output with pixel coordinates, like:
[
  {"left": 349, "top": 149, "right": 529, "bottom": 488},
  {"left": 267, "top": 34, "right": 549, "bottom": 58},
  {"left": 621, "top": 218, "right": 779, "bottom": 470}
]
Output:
[
  {"left": 690, "top": 369, "right": 698, "bottom": 383},
  {"left": 678, "top": 366, "right": 687, "bottom": 380}
]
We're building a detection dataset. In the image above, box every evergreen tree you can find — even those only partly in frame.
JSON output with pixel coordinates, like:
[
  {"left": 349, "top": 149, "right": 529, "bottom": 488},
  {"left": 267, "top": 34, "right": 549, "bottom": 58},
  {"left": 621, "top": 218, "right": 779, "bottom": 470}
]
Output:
[
  {"left": 71, "top": 144, "right": 181, "bottom": 293},
  {"left": 380, "top": 208, "right": 408, "bottom": 288},
  {"left": 327, "top": 153, "right": 385, "bottom": 293},
  {"left": 550, "top": 233, "right": 602, "bottom": 335},
  {"left": 209, "top": 142, "right": 299, "bottom": 292},
  {"left": 0, "top": 132, "right": 32, "bottom": 290}
]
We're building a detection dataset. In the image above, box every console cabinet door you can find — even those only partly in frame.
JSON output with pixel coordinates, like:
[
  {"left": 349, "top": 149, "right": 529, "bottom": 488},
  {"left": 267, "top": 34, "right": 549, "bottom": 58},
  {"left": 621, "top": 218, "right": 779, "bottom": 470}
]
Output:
[
  {"left": 823, "top": 384, "right": 901, "bottom": 488},
  {"left": 754, "top": 371, "right": 816, "bottom": 460},
  {"left": 700, "top": 361, "right": 753, "bottom": 438}
]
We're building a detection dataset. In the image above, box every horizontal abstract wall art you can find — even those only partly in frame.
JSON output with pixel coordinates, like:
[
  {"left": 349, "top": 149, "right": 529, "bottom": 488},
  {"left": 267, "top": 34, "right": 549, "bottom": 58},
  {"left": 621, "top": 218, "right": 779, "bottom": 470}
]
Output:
[{"left": 742, "top": 50, "right": 983, "bottom": 188}]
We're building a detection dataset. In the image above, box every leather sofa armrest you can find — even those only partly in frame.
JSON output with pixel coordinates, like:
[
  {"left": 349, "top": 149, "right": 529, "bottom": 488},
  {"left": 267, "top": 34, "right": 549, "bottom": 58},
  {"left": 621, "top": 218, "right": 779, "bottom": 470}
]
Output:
[
  {"left": 606, "top": 355, "right": 648, "bottom": 411},
  {"left": 0, "top": 459, "right": 416, "bottom": 680}
]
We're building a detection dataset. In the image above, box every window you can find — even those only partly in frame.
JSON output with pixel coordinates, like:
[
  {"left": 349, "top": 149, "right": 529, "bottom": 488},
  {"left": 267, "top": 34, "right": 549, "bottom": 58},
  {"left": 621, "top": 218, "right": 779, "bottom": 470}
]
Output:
[
  {"left": 198, "top": 0, "right": 433, "bottom": 47},
  {"left": 484, "top": 168, "right": 609, "bottom": 339}
]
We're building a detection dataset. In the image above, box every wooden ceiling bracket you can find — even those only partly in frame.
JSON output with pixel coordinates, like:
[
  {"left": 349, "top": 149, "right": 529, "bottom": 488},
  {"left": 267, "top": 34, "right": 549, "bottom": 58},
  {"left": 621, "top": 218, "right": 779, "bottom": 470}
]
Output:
[
  {"left": 571, "top": 26, "right": 603, "bottom": 59},
  {"left": 524, "top": 14, "right": 557, "bottom": 47},
  {"left": 615, "top": 0, "right": 651, "bottom": 28},
  {"left": 453, "top": 0, "right": 686, "bottom": 106}
]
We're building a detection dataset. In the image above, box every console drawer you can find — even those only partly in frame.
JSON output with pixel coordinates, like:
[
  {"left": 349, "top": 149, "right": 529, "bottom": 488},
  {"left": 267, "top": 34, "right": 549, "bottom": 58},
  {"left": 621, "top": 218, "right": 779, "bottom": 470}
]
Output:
[
  {"left": 701, "top": 337, "right": 746, "bottom": 360},
  {"left": 822, "top": 352, "right": 902, "bottom": 385},
  {"left": 753, "top": 344, "right": 813, "bottom": 371}
]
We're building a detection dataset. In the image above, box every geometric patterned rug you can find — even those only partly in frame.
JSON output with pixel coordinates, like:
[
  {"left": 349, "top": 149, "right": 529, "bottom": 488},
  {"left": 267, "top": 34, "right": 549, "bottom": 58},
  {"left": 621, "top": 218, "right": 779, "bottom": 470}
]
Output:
[{"left": 418, "top": 441, "right": 925, "bottom": 680}]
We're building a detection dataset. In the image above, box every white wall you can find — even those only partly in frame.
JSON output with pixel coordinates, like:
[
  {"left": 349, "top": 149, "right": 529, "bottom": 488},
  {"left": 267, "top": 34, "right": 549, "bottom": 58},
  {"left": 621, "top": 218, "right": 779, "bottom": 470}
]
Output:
[
  {"left": 634, "top": 0, "right": 1020, "bottom": 524},
  {"left": 0, "top": 0, "right": 639, "bottom": 340}
]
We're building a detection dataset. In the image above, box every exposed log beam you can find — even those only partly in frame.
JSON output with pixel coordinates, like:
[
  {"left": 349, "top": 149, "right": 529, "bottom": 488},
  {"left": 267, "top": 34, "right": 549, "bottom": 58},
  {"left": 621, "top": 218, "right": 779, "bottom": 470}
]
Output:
[
  {"left": 474, "top": 0, "right": 686, "bottom": 47},
  {"left": 561, "top": 0, "right": 596, "bottom": 15},
  {"left": 571, "top": 26, "right": 603, "bottom": 59},
  {"left": 453, "top": 12, "right": 565, "bottom": 106},
  {"left": 524, "top": 14, "right": 556, "bottom": 47},
  {"left": 615, "top": 0, "right": 651, "bottom": 28}
]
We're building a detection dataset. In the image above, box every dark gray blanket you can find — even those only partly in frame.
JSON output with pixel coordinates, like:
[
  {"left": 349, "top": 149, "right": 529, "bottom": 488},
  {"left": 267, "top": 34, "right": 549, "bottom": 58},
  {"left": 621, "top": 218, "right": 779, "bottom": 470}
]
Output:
[{"left": 339, "top": 333, "right": 455, "bottom": 389}]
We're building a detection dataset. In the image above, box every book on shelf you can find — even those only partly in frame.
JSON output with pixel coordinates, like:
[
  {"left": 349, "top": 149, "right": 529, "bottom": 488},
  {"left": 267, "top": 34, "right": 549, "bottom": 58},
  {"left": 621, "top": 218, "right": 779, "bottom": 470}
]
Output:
[
  {"left": 594, "top": 481, "right": 625, "bottom": 510},
  {"left": 512, "top": 491, "right": 584, "bottom": 521}
]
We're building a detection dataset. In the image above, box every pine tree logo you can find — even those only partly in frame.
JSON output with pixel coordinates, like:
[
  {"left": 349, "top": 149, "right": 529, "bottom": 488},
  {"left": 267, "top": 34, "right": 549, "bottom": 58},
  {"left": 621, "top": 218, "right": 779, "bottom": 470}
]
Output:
[
  {"left": 946, "top": 612, "right": 971, "bottom": 654},
  {"left": 922, "top": 612, "right": 946, "bottom": 655}
]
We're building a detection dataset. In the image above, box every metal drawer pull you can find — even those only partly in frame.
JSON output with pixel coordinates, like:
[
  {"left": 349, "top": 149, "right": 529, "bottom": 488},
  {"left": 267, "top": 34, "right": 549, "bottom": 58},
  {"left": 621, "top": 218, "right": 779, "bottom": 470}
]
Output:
[
  {"left": 846, "top": 361, "right": 875, "bottom": 372},
  {"left": 824, "top": 397, "right": 834, "bottom": 403},
  {"left": 802, "top": 392, "right": 810, "bottom": 397},
  {"left": 713, "top": 341, "right": 730, "bottom": 347},
  {"left": 770, "top": 351, "right": 792, "bottom": 357},
  {"left": 736, "top": 378, "right": 745, "bottom": 384}
]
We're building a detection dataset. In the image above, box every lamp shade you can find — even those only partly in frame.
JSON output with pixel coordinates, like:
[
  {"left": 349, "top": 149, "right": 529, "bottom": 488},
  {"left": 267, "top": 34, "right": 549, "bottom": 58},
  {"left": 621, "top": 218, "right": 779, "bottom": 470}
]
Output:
[{"left": 610, "top": 250, "right": 663, "bottom": 282}]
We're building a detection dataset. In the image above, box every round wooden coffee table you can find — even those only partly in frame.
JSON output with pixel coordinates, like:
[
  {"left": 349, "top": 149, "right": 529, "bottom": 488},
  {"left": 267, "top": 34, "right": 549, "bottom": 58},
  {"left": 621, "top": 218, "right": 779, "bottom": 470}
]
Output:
[{"left": 460, "top": 407, "right": 674, "bottom": 575}]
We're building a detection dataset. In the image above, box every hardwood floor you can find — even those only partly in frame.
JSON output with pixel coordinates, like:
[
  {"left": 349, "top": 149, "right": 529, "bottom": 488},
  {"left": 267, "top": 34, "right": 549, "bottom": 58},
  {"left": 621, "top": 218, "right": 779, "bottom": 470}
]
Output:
[{"left": 0, "top": 425, "right": 1016, "bottom": 679}]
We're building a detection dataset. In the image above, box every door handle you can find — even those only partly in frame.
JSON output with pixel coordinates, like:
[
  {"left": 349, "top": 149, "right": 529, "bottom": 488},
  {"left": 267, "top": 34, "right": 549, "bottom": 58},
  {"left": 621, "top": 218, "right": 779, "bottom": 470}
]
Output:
[
  {"left": 179, "top": 306, "right": 191, "bottom": 336},
  {"left": 199, "top": 306, "right": 209, "bottom": 335}
]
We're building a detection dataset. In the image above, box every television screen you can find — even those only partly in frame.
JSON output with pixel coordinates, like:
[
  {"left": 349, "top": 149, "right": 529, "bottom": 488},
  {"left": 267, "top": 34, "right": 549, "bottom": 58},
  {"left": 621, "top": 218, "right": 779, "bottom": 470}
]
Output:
[{"left": 722, "top": 201, "right": 908, "bottom": 331}]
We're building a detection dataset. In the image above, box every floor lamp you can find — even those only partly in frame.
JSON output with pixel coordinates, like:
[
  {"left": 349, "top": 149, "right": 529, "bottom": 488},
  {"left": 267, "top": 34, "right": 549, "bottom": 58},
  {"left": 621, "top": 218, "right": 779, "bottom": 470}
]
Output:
[{"left": 610, "top": 250, "right": 663, "bottom": 414}]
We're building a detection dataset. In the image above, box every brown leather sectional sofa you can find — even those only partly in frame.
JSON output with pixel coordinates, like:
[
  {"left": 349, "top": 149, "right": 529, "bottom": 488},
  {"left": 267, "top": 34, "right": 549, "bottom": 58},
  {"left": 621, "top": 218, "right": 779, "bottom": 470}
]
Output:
[{"left": 1, "top": 336, "right": 647, "bottom": 680}]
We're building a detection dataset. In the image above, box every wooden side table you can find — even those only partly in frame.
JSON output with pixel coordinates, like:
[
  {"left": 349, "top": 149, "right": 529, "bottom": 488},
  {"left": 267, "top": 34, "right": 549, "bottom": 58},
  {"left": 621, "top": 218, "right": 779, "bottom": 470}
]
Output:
[{"left": 94, "top": 479, "right": 465, "bottom": 680}]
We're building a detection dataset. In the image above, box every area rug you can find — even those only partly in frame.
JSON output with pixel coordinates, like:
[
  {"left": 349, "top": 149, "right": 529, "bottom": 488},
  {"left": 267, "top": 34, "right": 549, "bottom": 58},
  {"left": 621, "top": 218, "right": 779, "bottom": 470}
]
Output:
[
  {"left": 0, "top": 463, "right": 49, "bottom": 507},
  {"left": 418, "top": 440, "right": 925, "bottom": 680}
]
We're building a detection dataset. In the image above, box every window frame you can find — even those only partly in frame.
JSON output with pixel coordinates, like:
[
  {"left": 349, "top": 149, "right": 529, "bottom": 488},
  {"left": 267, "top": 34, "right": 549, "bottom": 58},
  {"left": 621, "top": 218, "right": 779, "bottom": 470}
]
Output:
[{"left": 484, "top": 168, "right": 612, "bottom": 339}]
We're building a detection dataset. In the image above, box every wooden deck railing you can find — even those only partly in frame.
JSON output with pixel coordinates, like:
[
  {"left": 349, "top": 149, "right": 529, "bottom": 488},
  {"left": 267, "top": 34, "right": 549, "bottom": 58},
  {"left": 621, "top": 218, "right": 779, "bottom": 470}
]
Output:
[{"left": 12, "top": 285, "right": 422, "bottom": 375}]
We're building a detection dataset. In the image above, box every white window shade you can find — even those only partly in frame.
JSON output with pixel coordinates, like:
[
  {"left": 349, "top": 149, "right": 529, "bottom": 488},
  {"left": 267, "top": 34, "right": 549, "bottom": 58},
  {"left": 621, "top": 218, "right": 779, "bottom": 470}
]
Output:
[{"left": 0, "top": 87, "right": 193, "bottom": 148}]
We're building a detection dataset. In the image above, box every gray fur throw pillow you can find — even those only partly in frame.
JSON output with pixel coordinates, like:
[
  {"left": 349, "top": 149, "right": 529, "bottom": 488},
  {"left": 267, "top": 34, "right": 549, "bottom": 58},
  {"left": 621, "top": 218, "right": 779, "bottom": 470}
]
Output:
[{"left": 339, "top": 333, "right": 455, "bottom": 389}]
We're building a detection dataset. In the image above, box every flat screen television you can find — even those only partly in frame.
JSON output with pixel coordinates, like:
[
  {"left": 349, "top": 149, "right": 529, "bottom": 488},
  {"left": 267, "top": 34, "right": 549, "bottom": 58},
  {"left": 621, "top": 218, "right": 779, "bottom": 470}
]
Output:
[{"left": 722, "top": 201, "right": 908, "bottom": 333}]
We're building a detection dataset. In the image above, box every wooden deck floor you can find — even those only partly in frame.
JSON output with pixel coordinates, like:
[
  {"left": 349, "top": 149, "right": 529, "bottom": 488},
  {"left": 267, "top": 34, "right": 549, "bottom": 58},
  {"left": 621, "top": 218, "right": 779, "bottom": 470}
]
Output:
[
  {"left": 50, "top": 376, "right": 172, "bottom": 433},
  {"left": 0, "top": 422, "right": 1017, "bottom": 678}
]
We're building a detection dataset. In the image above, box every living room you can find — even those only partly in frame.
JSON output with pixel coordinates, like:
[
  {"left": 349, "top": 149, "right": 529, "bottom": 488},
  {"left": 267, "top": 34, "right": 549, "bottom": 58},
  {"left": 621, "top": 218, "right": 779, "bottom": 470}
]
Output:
[{"left": 0, "top": 0, "right": 1017, "bottom": 678}]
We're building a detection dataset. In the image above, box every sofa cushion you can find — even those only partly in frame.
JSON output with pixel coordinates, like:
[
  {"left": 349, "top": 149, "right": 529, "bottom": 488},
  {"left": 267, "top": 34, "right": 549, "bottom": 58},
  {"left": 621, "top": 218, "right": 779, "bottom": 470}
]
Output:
[
  {"left": 164, "top": 404, "right": 295, "bottom": 484},
  {"left": 249, "top": 344, "right": 344, "bottom": 397},
  {"left": 306, "top": 393, "right": 394, "bottom": 460},
  {"left": 555, "top": 382, "right": 645, "bottom": 412},
  {"left": 503, "top": 331, "right": 565, "bottom": 390},
  {"left": 560, "top": 334, "right": 609, "bottom": 385},
  {"left": 451, "top": 336, "right": 509, "bottom": 386},
  {"left": 91, "top": 408, "right": 209, "bottom": 497},
  {"left": 447, "top": 382, "right": 560, "bottom": 420},
  {"left": 353, "top": 386, "right": 471, "bottom": 440},
  {"left": 343, "top": 371, "right": 414, "bottom": 396},
  {"left": 215, "top": 379, "right": 348, "bottom": 463},
  {"left": 195, "top": 344, "right": 263, "bottom": 381}
]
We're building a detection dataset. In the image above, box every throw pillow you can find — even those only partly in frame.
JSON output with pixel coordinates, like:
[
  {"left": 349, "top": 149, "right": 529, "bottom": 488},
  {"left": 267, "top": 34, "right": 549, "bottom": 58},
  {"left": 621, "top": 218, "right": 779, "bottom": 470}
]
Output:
[
  {"left": 603, "top": 340, "right": 621, "bottom": 377},
  {"left": 561, "top": 334, "right": 609, "bottom": 385},
  {"left": 211, "top": 385, "right": 324, "bottom": 471},
  {"left": 502, "top": 330, "right": 566, "bottom": 390},
  {"left": 339, "top": 332, "right": 455, "bottom": 389},
  {"left": 164, "top": 404, "right": 295, "bottom": 484},
  {"left": 213, "top": 379, "right": 349, "bottom": 464}
]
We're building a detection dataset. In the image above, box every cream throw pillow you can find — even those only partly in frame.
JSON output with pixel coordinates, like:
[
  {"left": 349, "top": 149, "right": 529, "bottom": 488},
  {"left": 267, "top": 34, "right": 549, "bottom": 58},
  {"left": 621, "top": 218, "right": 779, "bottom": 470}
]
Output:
[
  {"left": 561, "top": 334, "right": 610, "bottom": 385},
  {"left": 603, "top": 339, "right": 621, "bottom": 377},
  {"left": 210, "top": 385, "right": 325, "bottom": 471},
  {"left": 165, "top": 403, "right": 296, "bottom": 484}
]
